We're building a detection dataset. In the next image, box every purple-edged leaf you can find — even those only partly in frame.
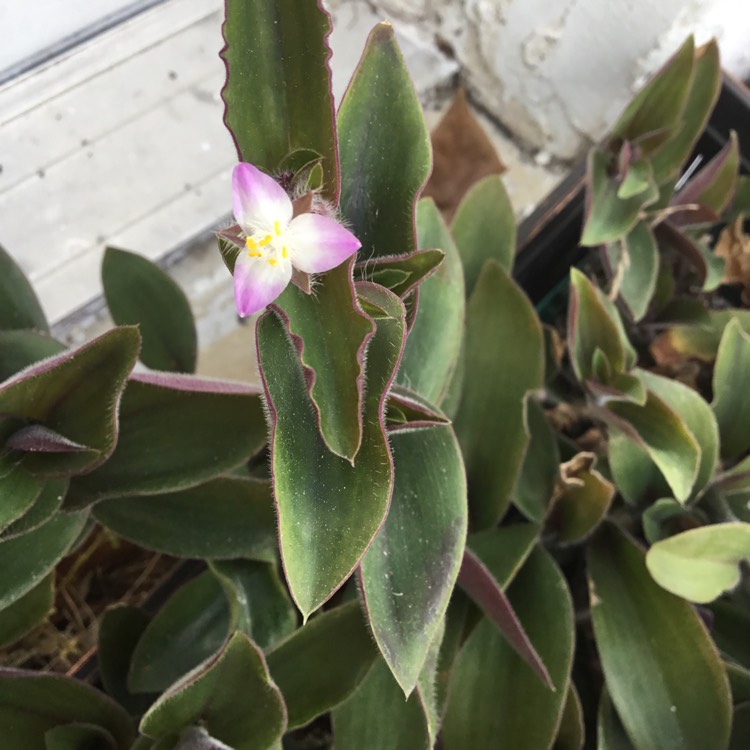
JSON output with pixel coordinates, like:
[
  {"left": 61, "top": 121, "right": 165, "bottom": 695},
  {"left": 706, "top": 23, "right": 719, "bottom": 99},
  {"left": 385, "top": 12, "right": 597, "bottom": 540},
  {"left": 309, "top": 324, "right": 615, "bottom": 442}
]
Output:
[
  {"left": 610, "top": 37, "right": 695, "bottom": 154},
  {"left": 451, "top": 174, "right": 515, "bottom": 295},
  {"left": 0, "top": 510, "right": 87, "bottom": 610},
  {"left": 275, "top": 259, "right": 374, "bottom": 461},
  {"left": 606, "top": 221, "right": 659, "bottom": 321},
  {"left": 672, "top": 132, "right": 739, "bottom": 224},
  {"left": 386, "top": 384, "right": 450, "bottom": 432},
  {"left": 0, "top": 573, "right": 53, "bottom": 648},
  {"left": 1, "top": 478, "right": 67, "bottom": 540},
  {"left": 0, "top": 243, "right": 48, "bottom": 333},
  {"left": 6, "top": 424, "right": 91, "bottom": 454},
  {"left": 67, "top": 374, "right": 266, "bottom": 505},
  {"left": 129, "top": 572, "right": 230, "bottom": 695},
  {"left": 338, "top": 23, "right": 431, "bottom": 259},
  {"left": 355, "top": 248, "right": 444, "bottom": 299},
  {"left": 0, "top": 670, "right": 134, "bottom": 750},
  {"left": 139, "top": 632, "right": 286, "bottom": 750},
  {"left": 454, "top": 260, "right": 543, "bottom": 529},
  {"left": 568, "top": 268, "right": 626, "bottom": 383},
  {"left": 93, "top": 477, "right": 276, "bottom": 561},
  {"left": 713, "top": 319, "right": 750, "bottom": 461},
  {"left": 266, "top": 601, "right": 377, "bottom": 729},
  {"left": 397, "top": 198, "right": 465, "bottom": 407},
  {"left": 360, "top": 424, "right": 467, "bottom": 694},
  {"left": 457, "top": 547, "right": 551, "bottom": 688},
  {"left": 221, "top": 0, "right": 338, "bottom": 199},
  {"left": 581, "top": 148, "right": 658, "bottom": 246},
  {"left": 651, "top": 41, "right": 721, "bottom": 183},
  {"left": 443, "top": 547, "right": 574, "bottom": 750},
  {"left": 0, "top": 330, "right": 65, "bottom": 381},
  {"left": 257, "top": 283, "right": 406, "bottom": 617},
  {"left": 0, "top": 456, "right": 43, "bottom": 532},
  {"left": 102, "top": 247, "right": 197, "bottom": 374},
  {"left": 588, "top": 524, "right": 731, "bottom": 750},
  {"left": 0, "top": 328, "right": 140, "bottom": 477}
]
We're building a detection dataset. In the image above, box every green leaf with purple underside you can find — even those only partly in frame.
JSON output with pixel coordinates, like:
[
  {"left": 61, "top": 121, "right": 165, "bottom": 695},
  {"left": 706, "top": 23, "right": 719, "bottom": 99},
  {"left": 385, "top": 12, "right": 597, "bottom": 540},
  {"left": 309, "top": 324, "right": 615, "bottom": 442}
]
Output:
[
  {"left": 257, "top": 283, "right": 405, "bottom": 617},
  {"left": 442, "top": 547, "right": 574, "bottom": 750},
  {"left": 0, "top": 330, "right": 64, "bottom": 381},
  {"left": 139, "top": 632, "right": 286, "bottom": 750},
  {"left": 0, "top": 328, "right": 140, "bottom": 477},
  {"left": 338, "top": 23, "right": 431, "bottom": 259},
  {"left": 0, "top": 243, "right": 48, "bottom": 333},
  {"left": 266, "top": 601, "right": 376, "bottom": 729},
  {"left": 275, "top": 259, "right": 374, "bottom": 461},
  {"left": 355, "top": 248, "right": 444, "bottom": 299},
  {"left": 68, "top": 373, "right": 266, "bottom": 505},
  {"left": 0, "top": 573, "right": 53, "bottom": 648},
  {"left": 397, "top": 199, "right": 464, "bottom": 406},
  {"left": 0, "top": 456, "right": 43, "bottom": 532},
  {"left": 360, "top": 423, "right": 467, "bottom": 695},
  {"left": 1, "top": 478, "right": 67, "bottom": 541},
  {"left": 221, "top": 0, "right": 338, "bottom": 199},
  {"left": 588, "top": 523, "right": 731, "bottom": 750},
  {"left": 454, "top": 259, "right": 544, "bottom": 529}
]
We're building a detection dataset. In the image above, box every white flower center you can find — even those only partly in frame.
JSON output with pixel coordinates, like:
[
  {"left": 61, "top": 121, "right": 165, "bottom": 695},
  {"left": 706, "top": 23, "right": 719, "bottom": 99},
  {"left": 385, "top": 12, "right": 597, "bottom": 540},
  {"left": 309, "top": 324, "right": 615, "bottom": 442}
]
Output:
[{"left": 244, "top": 220, "right": 289, "bottom": 268}]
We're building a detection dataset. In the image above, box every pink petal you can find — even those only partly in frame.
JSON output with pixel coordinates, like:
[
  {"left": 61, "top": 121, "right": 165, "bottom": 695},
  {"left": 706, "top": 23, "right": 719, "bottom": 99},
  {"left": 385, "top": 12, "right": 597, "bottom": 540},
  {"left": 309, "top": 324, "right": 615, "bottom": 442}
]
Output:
[
  {"left": 232, "top": 163, "right": 292, "bottom": 233},
  {"left": 233, "top": 254, "right": 292, "bottom": 317},
  {"left": 286, "top": 213, "right": 362, "bottom": 274}
]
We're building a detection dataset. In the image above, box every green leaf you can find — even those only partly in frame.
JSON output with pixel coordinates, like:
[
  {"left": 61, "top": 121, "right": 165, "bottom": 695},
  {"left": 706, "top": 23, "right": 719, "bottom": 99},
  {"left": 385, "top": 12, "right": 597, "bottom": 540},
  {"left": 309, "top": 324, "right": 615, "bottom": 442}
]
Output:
[
  {"left": 257, "top": 285, "right": 404, "bottom": 616},
  {"left": 730, "top": 703, "right": 750, "bottom": 750},
  {"left": 0, "top": 670, "right": 134, "bottom": 750},
  {"left": 607, "top": 427, "right": 667, "bottom": 505},
  {"left": 266, "top": 600, "right": 376, "bottom": 729},
  {"left": 713, "top": 319, "right": 750, "bottom": 460},
  {"left": 0, "top": 243, "right": 48, "bottom": 332},
  {"left": 94, "top": 478, "right": 276, "bottom": 561},
  {"left": 610, "top": 37, "right": 695, "bottom": 152},
  {"left": 635, "top": 369, "right": 718, "bottom": 498},
  {"left": 221, "top": 0, "right": 338, "bottom": 198},
  {"left": 442, "top": 547, "right": 574, "bottom": 750},
  {"left": 355, "top": 249, "right": 444, "bottom": 299},
  {"left": 451, "top": 175, "right": 515, "bottom": 294},
  {"left": 605, "top": 389, "right": 700, "bottom": 503},
  {"left": 140, "top": 632, "right": 285, "bottom": 750},
  {"left": 513, "top": 399, "right": 560, "bottom": 523},
  {"left": 0, "top": 573, "right": 53, "bottom": 647},
  {"left": 102, "top": 248, "right": 197, "bottom": 374},
  {"left": 454, "top": 260, "right": 544, "bottom": 529},
  {"left": 711, "top": 598, "right": 750, "bottom": 669},
  {"left": 338, "top": 22, "right": 431, "bottom": 259},
  {"left": 568, "top": 269, "right": 626, "bottom": 382},
  {"left": 598, "top": 688, "right": 637, "bottom": 750},
  {"left": 45, "top": 723, "right": 116, "bottom": 750},
  {"left": 468, "top": 523, "right": 539, "bottom": 590},
  {"left": 617, "top": 158, "right": 653, "bottom": 199},
  {"left": 0, "top": 510, "right": 87, "bottom": 609},
  {"left": 68, "top": 373, "right": 266, "bottom": 504},
  {"left": 396, "top": 199, "right": 465, "bottom": 406},
  {"left": 275, "top": 261, "right": 374, "bottom": 461},
  {"left": 0, "top": 330, "right": 65, "bottom": 381},
  {"left": 555, "top": 683, "right": 585, "bottom": 750},
  {"left": 0, "top": 456, "right": 43, "bottom": 532},
  {"left": 727, "top": 661, "right": 750, "bottom": 704},
  {"left": 646, "top": 522, "right": 750, "bottom": 603},
  {"left": 581, "top": 149, "right": 658, "bottom": 246},
  {"left": 129, "top": 572, "right": 229, "bottom": 695},
  {"left": 360, "top": 424, "right": 467, "bottom": 694},
  {"left": 1, "top": 478, "right": 67, "bottom": 540},
  {"left": 331, "top": 657, "right": 432, "bottom": 750},
  {"left": 209, "top": 559, "right": 297, "bottom": 650},
  {"left": 98, "top": 606, "right": 154, "bottom": 716},
  {"left": 0, "top": 328, "right": 140, "bottom": 477},
  {"left": 588, "top": 523, "right": 731, "bottom": 750},
  {"left": 607, "top": 221, "right": 659, "bottom": 321},
  {"left": 651, "top": 40, "right": 721, "bottom": 183}
]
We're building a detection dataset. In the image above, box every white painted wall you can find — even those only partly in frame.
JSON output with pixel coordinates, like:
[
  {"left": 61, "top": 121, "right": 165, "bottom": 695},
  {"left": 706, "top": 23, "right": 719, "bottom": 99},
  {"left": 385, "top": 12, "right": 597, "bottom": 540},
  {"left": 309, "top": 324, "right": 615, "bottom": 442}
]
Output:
[{"left": 329, "top": 0, "right": 750, "bottom": 160}]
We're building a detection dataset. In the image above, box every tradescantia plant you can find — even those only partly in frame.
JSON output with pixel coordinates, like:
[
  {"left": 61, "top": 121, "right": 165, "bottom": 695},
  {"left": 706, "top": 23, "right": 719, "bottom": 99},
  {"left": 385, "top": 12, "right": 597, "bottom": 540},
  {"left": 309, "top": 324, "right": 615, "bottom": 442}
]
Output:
[{"left": 2, "top": 1, "right": 750, "bottom": 748}]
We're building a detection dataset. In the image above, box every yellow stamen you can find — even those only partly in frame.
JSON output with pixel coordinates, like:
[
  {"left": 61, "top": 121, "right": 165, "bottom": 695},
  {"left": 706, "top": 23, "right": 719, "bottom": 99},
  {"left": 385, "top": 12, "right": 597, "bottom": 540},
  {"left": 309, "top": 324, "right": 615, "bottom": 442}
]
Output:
[
  {"left": 259, "top": 235, "right": 273, "bottom": 246},
  {"left": 268, "top": 258, "right": 278, "bottom": 267},
  {"left": 274, "top": 221, "right": 282, "bottom": 236},
  {"left": 282, "top": 246, "right": 288, "bottom": 259},
  {"left": 247, "top": 251, "right": 263, "bottom": 258},
  {"left": 245, "top": 237, "right": 258, "bottom": 251}
]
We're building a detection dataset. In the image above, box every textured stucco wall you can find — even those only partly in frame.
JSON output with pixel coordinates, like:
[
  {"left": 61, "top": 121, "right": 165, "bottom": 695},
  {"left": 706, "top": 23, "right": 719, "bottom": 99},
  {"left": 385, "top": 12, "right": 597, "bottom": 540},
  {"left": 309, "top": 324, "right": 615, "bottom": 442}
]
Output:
[{"left": 327, "top": 0, "right": 750, "bottom": 162}]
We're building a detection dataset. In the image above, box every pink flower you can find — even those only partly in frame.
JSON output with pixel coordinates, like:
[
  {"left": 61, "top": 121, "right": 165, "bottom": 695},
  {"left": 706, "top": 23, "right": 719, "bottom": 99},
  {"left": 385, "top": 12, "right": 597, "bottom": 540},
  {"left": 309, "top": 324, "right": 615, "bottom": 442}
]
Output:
[{"left": 229, "top": 163, "right": 361, "bottom": 317}]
